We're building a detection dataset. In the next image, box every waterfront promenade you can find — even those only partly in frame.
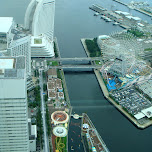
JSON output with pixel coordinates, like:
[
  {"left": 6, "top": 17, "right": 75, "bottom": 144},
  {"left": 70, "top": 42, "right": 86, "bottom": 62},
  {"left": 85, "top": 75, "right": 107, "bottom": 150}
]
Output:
[{"left": 81, "top": 37, "right": 152, "bottom": 129}]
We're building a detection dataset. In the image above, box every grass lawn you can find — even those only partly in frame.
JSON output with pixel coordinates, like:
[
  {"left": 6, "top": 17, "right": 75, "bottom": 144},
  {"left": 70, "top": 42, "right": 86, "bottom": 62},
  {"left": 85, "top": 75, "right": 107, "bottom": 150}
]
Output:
[
  {"left": 95, "top": 60, "right": 102, "bottom": 65},
  {"left": 144, "top": 48, "right": 152, "bottom": 51},
  {"left": 47, "top": 61, "right": 59, "bottom": 66}
]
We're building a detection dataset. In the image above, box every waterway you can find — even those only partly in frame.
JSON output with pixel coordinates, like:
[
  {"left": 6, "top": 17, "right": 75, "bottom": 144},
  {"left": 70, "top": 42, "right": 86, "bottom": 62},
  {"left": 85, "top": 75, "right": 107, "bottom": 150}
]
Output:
[{"left": 2, "top": 0, "right": 152, "bottom": 152}]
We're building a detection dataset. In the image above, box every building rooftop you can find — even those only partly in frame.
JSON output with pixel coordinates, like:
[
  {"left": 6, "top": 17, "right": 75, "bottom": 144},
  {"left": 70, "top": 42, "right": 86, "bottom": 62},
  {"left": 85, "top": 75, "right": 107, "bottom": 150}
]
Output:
[
  {"left": 47, "top": 81, "right": 56, "bottom": 90},
  {"left": 0, "top": 58, "right": 14, "bottom": 69},
  {"left": 31, "top": 125, "right": 37, "bottom": 138},
  {"left": 0, "top": 17, "right": 13, "bottom": 33},
  {"left": 34, "top": 38, "right": 42, "bottom": 44},
  {"left": 138, "top": 80, "right": 152, "bottom": 98},
  {"left": 134, "top": 112, "right": 145, "bottom": 120},
  {"left": 57, "top": 92, "right": 64, "bottom": 99},
  {"left": 31, "top": 36, "right": 46, "bottom": 47},
  {"left": 0, "top": 56, "right": 26, "bottom": 99},
  {"left": 141, "top": 106, "right": 152, "bottom": 118},
  {"left": 48, "top": 90, "right": 56, "bottom": 98},
  {"left": 0, "top": 56, "right": 25, "bottom": 78},
  {"left": 47, "top": 69, "right": 57, "bottom": 76},
  {"left": 56, "top": 78, "right": 62, "bottom": 88}
]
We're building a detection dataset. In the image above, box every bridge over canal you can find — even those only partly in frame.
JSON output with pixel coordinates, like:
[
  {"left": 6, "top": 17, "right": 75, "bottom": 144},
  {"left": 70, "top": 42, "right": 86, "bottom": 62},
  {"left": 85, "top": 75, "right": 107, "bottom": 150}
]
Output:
[
  {"left": 48, "top": 64, "right": 102, "bottom": 69},
  {"left": 48, "top": 57, "right": 103, "bottom": 62}
]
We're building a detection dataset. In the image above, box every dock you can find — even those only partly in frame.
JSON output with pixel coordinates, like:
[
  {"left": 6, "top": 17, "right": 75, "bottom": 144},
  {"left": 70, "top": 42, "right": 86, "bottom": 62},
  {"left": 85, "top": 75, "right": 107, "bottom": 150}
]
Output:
[
  {"left": 89, "top": 4, "right": 106, "bottom": 14},
  {"left": 113, "top": 0, "right": 152, "bottom": 17},
  {"left": 112, "top": 0, "right": 127, "bottom": 6},
  {"left": 134, "top": 8, "right": 152, "bottom": 17},
  {"left": 89, "top": 4, "right": 133, "bottom": 30}
]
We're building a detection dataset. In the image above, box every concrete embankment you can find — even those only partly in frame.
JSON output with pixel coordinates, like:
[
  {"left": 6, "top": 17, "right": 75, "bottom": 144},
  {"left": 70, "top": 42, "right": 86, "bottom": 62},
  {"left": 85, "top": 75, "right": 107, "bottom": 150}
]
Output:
[
  {"left": 81, "top": 38, "right": 92, "bottom": 57},
  {"left": 81, "top": 38, "right": 152, "bottom": 129},
  {"left": 94, "top": 70, "right": 152, "bottom": 129}
]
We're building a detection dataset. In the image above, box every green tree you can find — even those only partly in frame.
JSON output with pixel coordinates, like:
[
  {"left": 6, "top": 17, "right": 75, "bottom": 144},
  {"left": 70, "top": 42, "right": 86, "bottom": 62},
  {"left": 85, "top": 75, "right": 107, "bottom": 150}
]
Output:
[{"left": 43, "top": 84, "right": 47, "bottom": 91}]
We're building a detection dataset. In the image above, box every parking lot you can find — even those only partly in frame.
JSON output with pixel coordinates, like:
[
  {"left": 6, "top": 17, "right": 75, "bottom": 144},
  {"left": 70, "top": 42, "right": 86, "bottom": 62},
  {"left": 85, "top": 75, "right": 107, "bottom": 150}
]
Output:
[{"left": 111, "top": 87, "right": 152, "bottom": 115}]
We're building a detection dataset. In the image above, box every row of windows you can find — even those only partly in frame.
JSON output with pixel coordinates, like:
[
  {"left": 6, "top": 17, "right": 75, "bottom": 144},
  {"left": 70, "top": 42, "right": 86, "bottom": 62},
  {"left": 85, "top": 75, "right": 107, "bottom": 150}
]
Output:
[{"left": 0, "top": 126, "right": 27, "bottom": 130}]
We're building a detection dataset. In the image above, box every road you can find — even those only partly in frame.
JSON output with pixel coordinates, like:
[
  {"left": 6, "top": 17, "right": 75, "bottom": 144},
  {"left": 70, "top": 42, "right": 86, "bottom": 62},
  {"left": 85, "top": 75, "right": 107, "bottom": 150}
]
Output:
[
  {"left": 32, "top": 57, "right": 103, "bottom": 62},
  {"left": 39, "top": 69, "right": 50, "bottom": 152},
  {"left": 48, "top": 64, "right": 102, "bottom": 69}
]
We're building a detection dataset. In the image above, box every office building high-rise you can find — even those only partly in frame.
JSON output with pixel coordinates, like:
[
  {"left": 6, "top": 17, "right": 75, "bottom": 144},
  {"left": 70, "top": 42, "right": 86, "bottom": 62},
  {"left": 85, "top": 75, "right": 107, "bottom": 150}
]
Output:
[
  {"left": 0, "top": 17, "right": 32, "bottom": 77},
  {"left": 0, "top": 17, "right": 15, "bottom": 52},
  {"left": 0, "top": 56, "right": 29, "bottom": 152},
  {"left": 10, "top": 35, "right": 31, "bottom": 76}
]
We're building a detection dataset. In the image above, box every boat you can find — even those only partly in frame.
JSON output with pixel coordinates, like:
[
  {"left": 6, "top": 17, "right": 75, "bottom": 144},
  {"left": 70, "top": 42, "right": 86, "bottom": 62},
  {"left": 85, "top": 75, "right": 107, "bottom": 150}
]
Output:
[
  {"left": 81, "top": 113, "right": 110, "bottom": 152},
  {"left": 94, "top": 12, "right": 99, "bottom": 16},
  {"left": 113, "top": 22, "right": 120, "bottom": 25},
  {"left": 105, "top": 17, "right": 112, "bottom": 22},
  {"left": 101, "top": 15, "right": 106, "bottom": 19}
]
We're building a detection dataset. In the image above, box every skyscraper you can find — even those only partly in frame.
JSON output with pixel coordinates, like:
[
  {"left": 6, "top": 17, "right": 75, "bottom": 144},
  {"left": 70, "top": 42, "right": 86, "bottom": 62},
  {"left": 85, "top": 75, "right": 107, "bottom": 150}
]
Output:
[
  {"left": 0, "top": 56, "right": 29, "bottom": 152},
  {"left": 10, "top": 35, "right": 31, "bottom": 76},
  {"left": 24, "top": 0, "right": 55, "bottom": 41},
  {"left": 0, "top": 17, "right": 15, "bottom": 52},
  {"left": 0, "top": 17, "right": 32, "bottom": 77},
  {"left": 24, "top": 0, "right": 55, "bottom": 57}
]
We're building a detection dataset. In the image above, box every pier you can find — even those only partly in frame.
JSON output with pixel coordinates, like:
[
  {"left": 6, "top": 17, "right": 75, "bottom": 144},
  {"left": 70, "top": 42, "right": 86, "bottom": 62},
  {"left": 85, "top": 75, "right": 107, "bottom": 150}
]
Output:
[
  {"left": 134, "top": 8, "right": 152, "bottom": 17},
  {"left": 112, "top": 0, "right": 127, "bottom": 6},
  {"left": 89, "top": 4, "right": 132, "bottom": 30},
  {"left": 89, "top": 4, "right": 106, "bottom": 14},
  {"left": 113, "top": 0, "right": 152, "bottom": 17}
]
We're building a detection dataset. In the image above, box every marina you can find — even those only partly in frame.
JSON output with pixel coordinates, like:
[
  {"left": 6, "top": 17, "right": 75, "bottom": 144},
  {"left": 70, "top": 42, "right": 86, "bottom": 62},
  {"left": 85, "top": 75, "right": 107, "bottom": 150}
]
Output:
[
  {"left": 90, "top": 4, "right": 152, "bottom": 29},
  {"left": 68, "top": 115, "right": 84, "bottom": 152}
]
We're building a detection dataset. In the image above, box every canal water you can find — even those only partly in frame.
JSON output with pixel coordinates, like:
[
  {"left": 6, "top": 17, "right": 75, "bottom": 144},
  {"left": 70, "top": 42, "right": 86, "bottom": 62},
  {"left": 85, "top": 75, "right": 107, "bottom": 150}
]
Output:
[{"left": 2, "top": 0, "right": 152, "bottom": 152}]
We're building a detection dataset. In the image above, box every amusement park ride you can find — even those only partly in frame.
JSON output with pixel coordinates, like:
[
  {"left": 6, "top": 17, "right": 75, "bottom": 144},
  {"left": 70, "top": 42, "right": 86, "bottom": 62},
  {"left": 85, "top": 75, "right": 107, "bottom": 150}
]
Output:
[{"left": 99, "top": 31, "right": 152, "bottom": 91}]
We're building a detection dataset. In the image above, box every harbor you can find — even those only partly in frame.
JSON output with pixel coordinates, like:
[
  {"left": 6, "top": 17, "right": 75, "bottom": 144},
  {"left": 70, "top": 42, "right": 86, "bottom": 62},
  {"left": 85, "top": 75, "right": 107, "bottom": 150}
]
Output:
[
  {"left": 68, "top": 113, "right": 110, "bottom": 152},
  {"left": 2, "top": 0, "right": 152, "bottom": 152}
]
